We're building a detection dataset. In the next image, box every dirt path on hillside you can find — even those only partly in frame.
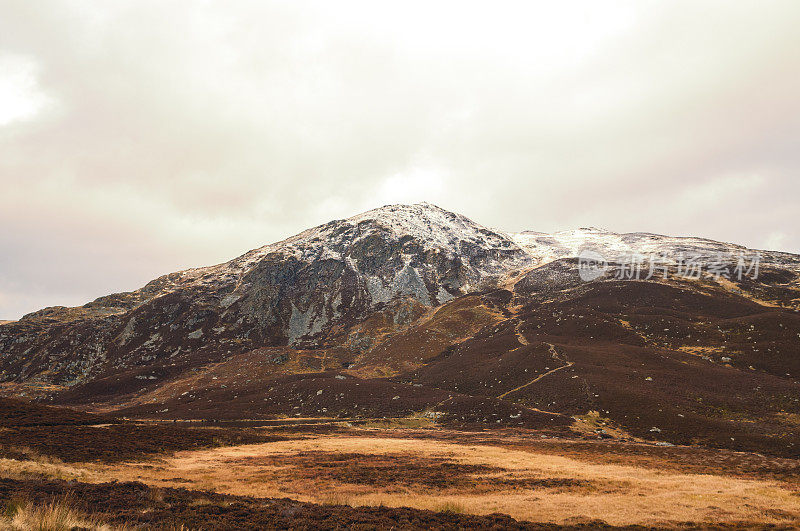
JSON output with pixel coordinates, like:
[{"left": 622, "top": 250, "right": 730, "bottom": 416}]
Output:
[{"left": 497, "top": 343, "right": 574, "bottom": 400}]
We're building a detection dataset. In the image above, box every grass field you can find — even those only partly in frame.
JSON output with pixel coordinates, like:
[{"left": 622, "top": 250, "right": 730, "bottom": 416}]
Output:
[{"left": 5, "top": 427, "right": 797, "bottom": 528}]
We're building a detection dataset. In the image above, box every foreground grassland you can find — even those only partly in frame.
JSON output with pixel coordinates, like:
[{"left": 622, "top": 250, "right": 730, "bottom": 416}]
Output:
[{"left": 2, "top": 424, "right": 799, "bottom": 528}]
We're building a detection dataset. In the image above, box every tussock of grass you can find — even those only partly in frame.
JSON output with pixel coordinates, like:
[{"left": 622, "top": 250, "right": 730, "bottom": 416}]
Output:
[
  {"left": 188, "top": 497, "right": 232, "bottom": 508},
  {"left": 2, "top": 499, "right": 114, "bottom": 530},
  {"left": 318, "top": 492, "right": 352, "bottom": 506},
  {"left": 436, "top": 501, "right": 465, "bottom": 514}
]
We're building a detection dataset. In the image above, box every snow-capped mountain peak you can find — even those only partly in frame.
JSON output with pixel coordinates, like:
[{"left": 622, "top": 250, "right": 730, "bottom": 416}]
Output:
[{"left": 2, "top": 203, "right": 798, "bottom": 388}]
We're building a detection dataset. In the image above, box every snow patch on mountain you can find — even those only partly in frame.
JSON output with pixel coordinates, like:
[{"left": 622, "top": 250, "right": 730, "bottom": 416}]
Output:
[{"left": 509, "top": 228, "right": 800, "bottom": 270}]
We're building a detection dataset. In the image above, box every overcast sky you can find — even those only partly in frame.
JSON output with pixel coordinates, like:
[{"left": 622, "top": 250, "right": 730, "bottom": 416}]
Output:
[{"left": 1, "top": 1, "right": 799, "bottom": 319}]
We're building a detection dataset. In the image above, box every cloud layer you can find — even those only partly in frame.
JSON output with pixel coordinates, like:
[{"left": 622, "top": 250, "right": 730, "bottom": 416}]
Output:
[{"left": 1, "top": 1, "right": 799, "bottom": 319}]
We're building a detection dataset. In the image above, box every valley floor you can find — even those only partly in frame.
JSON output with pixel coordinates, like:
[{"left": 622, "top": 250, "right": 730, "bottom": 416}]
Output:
[{"left": 2, "top": 421, "right": 799, "bottom": 529}]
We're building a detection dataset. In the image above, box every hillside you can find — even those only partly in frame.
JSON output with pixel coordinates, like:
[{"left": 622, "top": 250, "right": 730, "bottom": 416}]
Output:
[{"left": 1, "top": 203, "right": 799, "bottom": 457}]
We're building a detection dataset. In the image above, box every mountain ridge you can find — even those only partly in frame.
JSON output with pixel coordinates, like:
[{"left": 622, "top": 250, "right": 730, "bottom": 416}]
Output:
[
  {"left": 11, "top": 202, "right": 800, "bottom": 325},
  {"left": 2, "top": 202, "right": 798, "bottom": 383}
]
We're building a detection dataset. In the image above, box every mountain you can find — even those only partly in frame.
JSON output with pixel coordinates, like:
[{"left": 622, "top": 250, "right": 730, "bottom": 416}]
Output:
[
  {"left": 0, "top": 203, "right": 528, "bottom": 386},
  {"left": 1, "top": 203, "right": 799, "bottom": 457}
]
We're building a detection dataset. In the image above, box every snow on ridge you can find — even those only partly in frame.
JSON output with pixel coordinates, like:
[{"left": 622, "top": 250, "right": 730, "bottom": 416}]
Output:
[
  {"left": 508, "top": 228, "right": 800, "bottom": 269},
  {"left": 348, "top": 202, "right": 517, "bottom": 253},
  {"left": 155, "top": 203, "right": 528, "bottom": 295},
  {"left": 140, "top": 203, "right": 800, "bottom": 296},
  {"left": 231, "top": 202, "right": 523, "bottom": 264}
]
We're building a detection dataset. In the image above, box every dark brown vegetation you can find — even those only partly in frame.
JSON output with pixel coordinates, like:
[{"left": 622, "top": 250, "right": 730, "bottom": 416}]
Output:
[
  {"left": 0, "top": 424, "right": 289, "bottom": 463},
  {"left": 0, "top": 396, "right": 107, "bottom": 427},
  {"left": 0, "top": 478, "right": 620, "bottom": 530},
  {"left": 0, "top": 396, "right": 289, "bottom": 462},
  {"left": 400, "top": 281, "right": 800, "bottom": 457},
  {"left": 112, "top": 370, "right": 572, "bottom": 432},
  {"left": 225, "top": 450, "right": 589, "bottom": 492}
]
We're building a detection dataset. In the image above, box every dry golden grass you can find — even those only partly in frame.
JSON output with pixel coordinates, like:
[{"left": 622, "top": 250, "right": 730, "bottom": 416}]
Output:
[
  {"left": 317, "top": 492, "right": 353, "bottom": 506},
  {"left": 677, "top": 345, "right": 728, "bottom": 356},
  {"left": 778, "top": 412, "right": 800, "bottom": 425},
  {"left": 714, "top": 277, "right": 784, "bottom": 308},
  {"left": 0, "top": 457, "right": 97, "bottom": 482},
  {"left": 75, "top": 435, "right": 800, "bottom": 527},
  {"left": 2, "top": 499, "right": 115, "bottom": 530}
]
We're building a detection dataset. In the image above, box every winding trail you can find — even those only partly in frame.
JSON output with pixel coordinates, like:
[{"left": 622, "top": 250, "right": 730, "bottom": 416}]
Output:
[
  {"left": 422, "top": 319, "right": 572, "bottom": 419},
  {"left": 497, "top": 343, "right": 574, "bottom": 400}
]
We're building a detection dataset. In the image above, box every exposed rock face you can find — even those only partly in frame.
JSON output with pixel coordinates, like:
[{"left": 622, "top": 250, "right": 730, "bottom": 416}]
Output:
[{"left": 0, "top": 203, "right": 530, "bottom": 385}]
